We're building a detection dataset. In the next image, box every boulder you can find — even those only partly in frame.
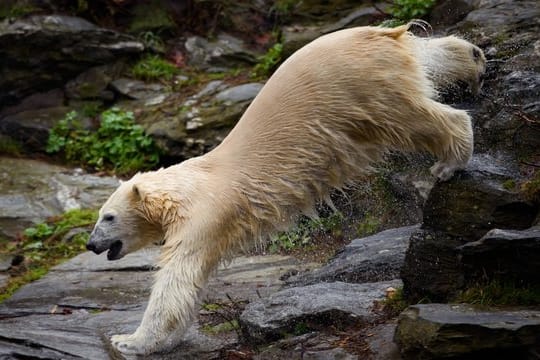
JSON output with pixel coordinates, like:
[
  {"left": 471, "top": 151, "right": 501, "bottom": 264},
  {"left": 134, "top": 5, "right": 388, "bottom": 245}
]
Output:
[
  {"left": 423, "top": 153, "right": 537, "bottom": 240},
  {"left": 239, "top": 280, "right": 401, "bottom": 344},
  {"left": 281, "top": 4, "right": 387, "bottom": 58},
  {"left": 0, "top": 15, "right": 143, "bottom": 108},
  {"left": 185, "top": 33, "right": 257, "bottom": 70},
  {"left": 402, "top": 154, "right": 539, "bottom": 302},
  {"left": 458, "top": 226, "right": 540, "bottom": 286},
  {"left": 395, "top": 304, "right": 540, "bottom": 359},
  {"left": 287, "top": 225, "right": 418, "bottom": 286}
]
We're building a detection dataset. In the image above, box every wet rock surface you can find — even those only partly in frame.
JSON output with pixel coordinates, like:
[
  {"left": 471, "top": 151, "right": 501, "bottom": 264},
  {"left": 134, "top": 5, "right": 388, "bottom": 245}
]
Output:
[
  {"left": 395, "top": 304, "right": 540, "bottom": 360},
  {"left": 0, "top": 249, "right": 319, "bottom": 359},
  {"left": 288, "top": 225, "right": 418, "bottom": 286},
  {"left": 240, "top": 280, "right": 401, "bottom": 344},
  {"left": 0, "top": 156, "right": 119, "bottom": 240}
]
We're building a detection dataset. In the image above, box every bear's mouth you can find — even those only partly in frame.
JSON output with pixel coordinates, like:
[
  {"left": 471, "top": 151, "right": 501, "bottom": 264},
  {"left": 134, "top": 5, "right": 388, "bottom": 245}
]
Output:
[{"left": 107, "top": 240, "right": 124, "bottom": 261}]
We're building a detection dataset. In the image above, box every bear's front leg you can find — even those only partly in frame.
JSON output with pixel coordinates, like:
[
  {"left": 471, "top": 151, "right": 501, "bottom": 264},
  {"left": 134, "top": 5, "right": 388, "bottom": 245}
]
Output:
[
  {"left": 111, "top": 249, "right": 210, "bottom": 355},
  {"left": 428, "top": 106, "right": 474, "bottom": 181}
]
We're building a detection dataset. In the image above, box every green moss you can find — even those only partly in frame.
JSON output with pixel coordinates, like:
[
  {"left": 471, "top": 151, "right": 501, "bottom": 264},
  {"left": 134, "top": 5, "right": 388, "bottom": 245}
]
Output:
[
  {"left": 356, "top": 213, "right": 381, "bottom": 238},
  {"left": 202, "top": 303, "right": 222, "bottom": 312},
  {"left": 502, "top": 179, "right": 516, "bottom": 190},
  {"left": 0, "top": 209, "right": 98, "bottom": 303},
  {"left": 0, "top": 136, "right": 22, "bottom": 156},
  {"left": 0, "top": 3, "right": 39, "bottom": 20},
  {"left": 128, "top": 0, "right": 175, "bottom": 34},
  {"left": 521, "top": 170, "right": 540, "bottom": 202},
  {"left": 455, "top": 280, "right": 540, "bottom": 306},
  {"left": 201, "top": 320, "right": 239, "bottom": 335}
]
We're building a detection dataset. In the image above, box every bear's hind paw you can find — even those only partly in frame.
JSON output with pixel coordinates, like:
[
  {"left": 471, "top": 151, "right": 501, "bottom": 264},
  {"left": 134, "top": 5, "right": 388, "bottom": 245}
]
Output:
[{"left": 111, "top": 333, "right": 154, "bottom": 355}]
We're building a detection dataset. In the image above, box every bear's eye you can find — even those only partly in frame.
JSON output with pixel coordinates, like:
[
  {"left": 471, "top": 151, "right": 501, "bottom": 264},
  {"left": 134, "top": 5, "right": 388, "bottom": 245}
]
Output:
[
  {"left": 103, "top": 214, "right": 115, "bottom": 222},
  {"left": 472, "top": 48, "right": 481, "bottom": 60}
]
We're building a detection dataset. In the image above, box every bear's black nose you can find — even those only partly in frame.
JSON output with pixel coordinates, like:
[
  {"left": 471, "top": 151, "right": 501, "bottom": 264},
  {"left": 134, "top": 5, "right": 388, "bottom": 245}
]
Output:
[{"left": 86, "top": 242, "right": 96, "bottom": 252}]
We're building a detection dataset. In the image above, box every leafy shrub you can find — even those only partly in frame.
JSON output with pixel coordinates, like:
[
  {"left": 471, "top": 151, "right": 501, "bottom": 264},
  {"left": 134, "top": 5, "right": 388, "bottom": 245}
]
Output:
[
  {"left": 389, "top": 0, "right": 436, "bottom": 22},
  {"left": 251, "top": 43, "right": 283, "bottom": 79},
  {"left": 47, "top": 108, "right": 160, "bottom": 175},
  {"left": 132, "top": 54, "right": 179, "bottom": 81}
]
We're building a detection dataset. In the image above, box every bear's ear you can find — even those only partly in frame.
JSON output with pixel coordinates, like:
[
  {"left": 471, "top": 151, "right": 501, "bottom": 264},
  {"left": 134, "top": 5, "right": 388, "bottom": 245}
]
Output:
[{"left": 132, "top": 183, "right": 147, "bottom": 202}]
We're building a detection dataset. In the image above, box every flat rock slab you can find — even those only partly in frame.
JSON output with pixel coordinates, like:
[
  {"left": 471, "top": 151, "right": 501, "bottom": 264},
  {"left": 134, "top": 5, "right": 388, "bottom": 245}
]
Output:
[
  {"left": 395, "top": 303, "right": 540, "bottom": 359},
  {"left": 240, "top": 280, "right": 402, "bottom": 344},
  {"left": 0, "top": 248, "right": 314, "bottom": 359},
  {"left": 288, "top": 225, "right": 418, "bottom": 286},
  {"left": 458, "top": 226, "right": 540, "bottom": 285}
]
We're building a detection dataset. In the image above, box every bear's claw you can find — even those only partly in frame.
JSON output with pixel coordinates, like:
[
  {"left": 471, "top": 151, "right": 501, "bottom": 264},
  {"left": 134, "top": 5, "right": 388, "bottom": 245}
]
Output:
[{"left": 111, "top": 333, "right": 151, "bottom": 355}]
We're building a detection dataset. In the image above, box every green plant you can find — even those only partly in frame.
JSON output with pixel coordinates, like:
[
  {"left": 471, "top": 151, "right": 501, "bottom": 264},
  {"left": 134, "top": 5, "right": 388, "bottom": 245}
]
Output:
[
  {"left": 251, "top": 43, "right": 283, "bottom": 79},
  {"left": 381, "top": 287, "right": 409, "bottom": 316},
  {"left": 455, "top": 280, "right": 540, "bottom": 306},
  {"left": 356, "top": 213, "right": 380, "bottom": 237},
  {"left": 0, "top": 136, "right": 22, "bottom": 156},
  {"left": 389, "top": 0, "right": 436, "bottom": 22},
  {"left": 0, "top": 209, "right": 98, "bottom": 302},
  {"left": 47, "top": 108, "right": 161, "bottom": 175},
  {"left": 132, "top": 54, "right": 179, "bottom": 81},
  {"left": 269, "top": 212, "right": 343, "bottom": 252},
  {"left": 0, "top": 3, "right": 38, "bottom": 20}
]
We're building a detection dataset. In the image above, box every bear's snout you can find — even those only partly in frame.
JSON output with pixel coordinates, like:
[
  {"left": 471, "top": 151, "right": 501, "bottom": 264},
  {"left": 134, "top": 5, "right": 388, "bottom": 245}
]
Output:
[{"left": 86, "top": 241, "right": 97, "bottom": 252}]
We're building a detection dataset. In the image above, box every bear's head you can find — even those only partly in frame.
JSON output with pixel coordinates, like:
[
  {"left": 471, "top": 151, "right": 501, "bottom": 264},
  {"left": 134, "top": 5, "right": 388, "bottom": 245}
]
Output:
[{"left": 86, "top": 176, "right": 165, "bottom": 260}]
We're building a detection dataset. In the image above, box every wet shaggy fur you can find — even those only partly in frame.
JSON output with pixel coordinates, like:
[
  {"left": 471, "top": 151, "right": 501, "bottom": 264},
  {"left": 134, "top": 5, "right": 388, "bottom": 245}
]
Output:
[{"left": 87, "top": 23, "right": 486, "bottom": 354}]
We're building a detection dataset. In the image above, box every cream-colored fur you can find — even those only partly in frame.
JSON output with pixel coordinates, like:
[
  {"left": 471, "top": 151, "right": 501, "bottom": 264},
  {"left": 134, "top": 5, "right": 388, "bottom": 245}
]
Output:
[{"left": 87, "top": 23, "right": 486, "bottom": 354}]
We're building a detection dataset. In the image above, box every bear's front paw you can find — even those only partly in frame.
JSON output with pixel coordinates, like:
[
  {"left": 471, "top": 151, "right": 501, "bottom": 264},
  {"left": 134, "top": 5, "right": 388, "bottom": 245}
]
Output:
[
  {"left": 111, "top": 333, "right": 153, "bottom": 355},
  {"left": 430, "top": 160, "right": 462, "bottom": 181}
]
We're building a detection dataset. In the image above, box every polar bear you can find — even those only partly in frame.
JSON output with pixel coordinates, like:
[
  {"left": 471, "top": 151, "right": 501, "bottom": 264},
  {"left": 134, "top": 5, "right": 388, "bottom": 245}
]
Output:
[{"left": 86, "top": 23, "right": 486, "bottom": 354}]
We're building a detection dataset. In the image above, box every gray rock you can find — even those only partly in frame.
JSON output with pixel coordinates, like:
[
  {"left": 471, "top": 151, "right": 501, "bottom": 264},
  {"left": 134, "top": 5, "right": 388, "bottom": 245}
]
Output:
[
  {"left": 240, "top": 280, "right": 401, "bottom": 344},
  {"left": 0, "top": 274, "right": 8, "bottom": 289},
  {"left": 65, "top": 63, "right": 123, "bottom": 101},
  {"left": 0, "top": 106, "right": 71, "bottom": 151},
  {"left": 0, "top": 248, "right": 312, "bottom": 358},
  {"left": 0, "top": 15, "right": 143, "bottom": 108},
  {"left": 215, "top": 83, "right": 264, "bottom": 104},
  {"left": 185, "top": 33, "right": 257, "bottom": 69},
  {"left": 458, "top": 226, "right": 540, "bottom": 286},
  {"left": 423, "top": 153, "right": 538, "bottom": 240},
  {"left": 288, "top": 225, "right": 418, "bottom": 286},
  {"left": 364, "top": 323, "right": 402, "bottom": 360},
  {"left": 110, "top": 78, "right": 168, "bottom": 105},
  {"left": 0, "top": 254, "right": 15, "bottom": 272},
  {"left": 0, "top": 157, "right": 119, "bottom": 240},
  {"left": 281, "top": 4, "right": 387, "bottom": 58},
  {"left": 395, "top": 304, "right": 540, "bottom": 359},
  {"left": 429, "top": 0, "right": 478, "bottom": 27}
]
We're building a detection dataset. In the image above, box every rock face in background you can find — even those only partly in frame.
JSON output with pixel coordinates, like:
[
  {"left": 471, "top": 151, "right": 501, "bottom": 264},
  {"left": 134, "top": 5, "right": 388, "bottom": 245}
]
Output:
[{"left": 0, "top": 15, "right": 143, "bottom": 108}]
